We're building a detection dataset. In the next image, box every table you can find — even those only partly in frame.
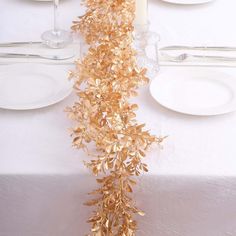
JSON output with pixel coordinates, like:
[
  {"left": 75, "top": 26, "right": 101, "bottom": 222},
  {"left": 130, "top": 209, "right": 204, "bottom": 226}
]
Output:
[{"left": 1, "top": 0, "right": 236, "bottom": 235}]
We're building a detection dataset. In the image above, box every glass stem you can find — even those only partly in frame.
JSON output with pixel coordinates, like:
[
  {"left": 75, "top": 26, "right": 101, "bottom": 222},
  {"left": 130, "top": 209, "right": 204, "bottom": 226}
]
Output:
[{"left": 53, "top": 0, "right": 59, "bottom": 33}]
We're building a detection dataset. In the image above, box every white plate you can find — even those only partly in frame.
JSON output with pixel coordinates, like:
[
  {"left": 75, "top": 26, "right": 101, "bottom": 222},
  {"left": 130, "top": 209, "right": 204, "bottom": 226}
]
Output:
[
  {"left": 150, "top": 68, "right": 236, "bottom": 116},
  {"left": 0, "top": 63, "right": 73, "bottom": 110},
  {"left": 160, "top": 0, "right": 215, "bottom": 5}
]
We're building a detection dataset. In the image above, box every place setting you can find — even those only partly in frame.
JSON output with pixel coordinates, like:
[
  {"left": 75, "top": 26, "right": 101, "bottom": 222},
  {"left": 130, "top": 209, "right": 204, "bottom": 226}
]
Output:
[
  {"left": 132, "top": 0, "right": 236, "bottom": 117},
  {"left": 0, "top": 0, "right": 77, "bottom": 110}
]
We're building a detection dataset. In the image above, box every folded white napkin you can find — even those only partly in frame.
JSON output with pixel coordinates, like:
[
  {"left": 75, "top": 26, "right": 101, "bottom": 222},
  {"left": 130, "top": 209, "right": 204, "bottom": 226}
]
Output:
[{"left": 0, "top": 42, "right": 80, "bottom": 65}]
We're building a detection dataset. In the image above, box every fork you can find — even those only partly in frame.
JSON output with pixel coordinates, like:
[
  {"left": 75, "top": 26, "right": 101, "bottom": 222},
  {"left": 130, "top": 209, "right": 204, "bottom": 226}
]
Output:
[{"left": 162, "top": 53, "right": 236, "bottom": 62}]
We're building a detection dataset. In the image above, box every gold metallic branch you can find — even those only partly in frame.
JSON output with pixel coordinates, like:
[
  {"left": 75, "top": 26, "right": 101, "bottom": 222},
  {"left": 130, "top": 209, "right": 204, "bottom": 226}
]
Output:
[{"left": 67, "top": 0, "right": 160, "bottom": 235}]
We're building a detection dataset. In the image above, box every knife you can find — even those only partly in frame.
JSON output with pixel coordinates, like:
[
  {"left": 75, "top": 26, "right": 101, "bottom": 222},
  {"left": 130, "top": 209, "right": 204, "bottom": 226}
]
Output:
[
  {"left": 160, "top": 45, "right": 236, "bottom": 51},
  {"left": 0, "top": 52, "right": 74, "bottom": 60},
  {"left": 0, "top": 41, "right": 42, "bottom": 47}
]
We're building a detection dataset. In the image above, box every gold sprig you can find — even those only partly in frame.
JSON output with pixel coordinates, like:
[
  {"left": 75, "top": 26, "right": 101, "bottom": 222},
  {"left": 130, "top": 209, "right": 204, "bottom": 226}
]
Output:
[{"left": 67, "top": 0, "right": 161, "bottom": 235}]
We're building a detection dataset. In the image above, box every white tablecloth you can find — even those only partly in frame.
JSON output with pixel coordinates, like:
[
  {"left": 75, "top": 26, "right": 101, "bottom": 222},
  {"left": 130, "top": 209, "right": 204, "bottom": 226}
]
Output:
[{"left": 1, "top": 0, "right": 236, "bottom": 235}]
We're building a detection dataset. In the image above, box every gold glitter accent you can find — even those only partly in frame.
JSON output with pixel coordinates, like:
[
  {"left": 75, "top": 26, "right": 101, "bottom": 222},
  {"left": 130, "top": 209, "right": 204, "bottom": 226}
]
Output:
[{"left": 67, "top": 0, "right": 164, "bottom": 235}]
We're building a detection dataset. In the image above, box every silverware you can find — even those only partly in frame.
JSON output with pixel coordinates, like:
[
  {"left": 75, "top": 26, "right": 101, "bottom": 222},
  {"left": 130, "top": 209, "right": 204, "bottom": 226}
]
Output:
[
  {"left": 162, "top": 53, "right": 236, "bottom": 63},
  {"left": 161, "top": 45, "right": 236, "bottom": 51},
  {"left": 0, "top": 41, "right": 42, "bottom": 47},
  {"left": 0, "top": 52, "right": 75, "bottom": 60}
]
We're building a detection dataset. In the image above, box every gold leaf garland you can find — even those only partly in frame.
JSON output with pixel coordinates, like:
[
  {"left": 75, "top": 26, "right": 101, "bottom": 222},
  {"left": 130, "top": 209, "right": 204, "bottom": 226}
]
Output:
[{"left": 67, "top": 0, "right": 164, "bottom": 235}]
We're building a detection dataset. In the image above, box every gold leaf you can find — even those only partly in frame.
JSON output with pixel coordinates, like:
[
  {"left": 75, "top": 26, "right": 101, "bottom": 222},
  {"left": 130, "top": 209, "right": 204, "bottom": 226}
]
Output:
[
  {"left": 137, "top": 211, "right": 145, "bottom": 216},
  {"left": 127, "top": 184, "right": 133, "bottom": 193}
]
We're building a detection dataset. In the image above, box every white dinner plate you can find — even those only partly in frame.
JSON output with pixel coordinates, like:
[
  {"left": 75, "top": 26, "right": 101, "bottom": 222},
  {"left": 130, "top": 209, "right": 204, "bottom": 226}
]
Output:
[
  {"left": 0, "top": 63, "right": 73, "bottom": 110},
  {"left": 150, "top": 68, "right": 236, "bottom": 116},
  {"left": 160, "top": 0, "right": 215, "bottom": 5}
]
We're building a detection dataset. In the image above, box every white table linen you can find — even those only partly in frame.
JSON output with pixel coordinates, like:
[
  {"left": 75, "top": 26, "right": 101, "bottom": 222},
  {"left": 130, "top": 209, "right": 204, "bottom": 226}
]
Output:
[{"left": 1, "top": 0, "right": 236, "bottom": 235}]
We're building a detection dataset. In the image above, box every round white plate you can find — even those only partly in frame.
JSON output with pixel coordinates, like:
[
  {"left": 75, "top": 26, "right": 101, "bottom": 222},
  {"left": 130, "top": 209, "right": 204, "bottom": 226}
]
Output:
[
  {"left": 0, "top": 63, "right": 73, "bottom": 110},
  {"left": 160, "top": 0, "right": 215, "bottom": 5},
  {"left": 150, "top": 68, "right": 236, "bottom": 116}
]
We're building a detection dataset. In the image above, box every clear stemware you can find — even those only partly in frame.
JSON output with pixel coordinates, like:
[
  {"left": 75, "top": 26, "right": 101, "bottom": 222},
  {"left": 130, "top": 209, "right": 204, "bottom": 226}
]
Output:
[{"left": 41, "top": 0, "right": 72, "bottom": 49}]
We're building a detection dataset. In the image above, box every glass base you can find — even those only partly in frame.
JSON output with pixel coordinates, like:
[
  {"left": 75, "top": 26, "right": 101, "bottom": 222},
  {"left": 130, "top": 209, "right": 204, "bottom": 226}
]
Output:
[
  {"left": 134, "top": 25, "right": 160, "bottom": 79},
  {"left": 41, "top": 29, "right": 72, "bottom": 49},
  {"left": 136, "top": 55, "right": 159, "bottom": 79}
]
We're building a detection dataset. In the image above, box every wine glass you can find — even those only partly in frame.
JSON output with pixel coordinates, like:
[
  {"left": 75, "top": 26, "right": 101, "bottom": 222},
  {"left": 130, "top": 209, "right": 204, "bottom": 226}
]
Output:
[{"left": 41, "top": 0, "right": 72, "bottom": 49}]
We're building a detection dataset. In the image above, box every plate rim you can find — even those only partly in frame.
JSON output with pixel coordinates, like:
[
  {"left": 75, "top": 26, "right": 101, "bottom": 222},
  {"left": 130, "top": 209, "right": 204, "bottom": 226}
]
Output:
[
  {"left": 0, "top": 63, "right": 73, "bottom": 111},
  {"left": 149, "top": 68, "right": 236, "bottom": 116},
  {"left": 160, "top": 0, "right": 215, "bottom": 5}
]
